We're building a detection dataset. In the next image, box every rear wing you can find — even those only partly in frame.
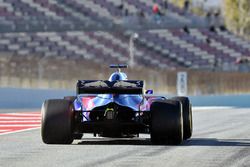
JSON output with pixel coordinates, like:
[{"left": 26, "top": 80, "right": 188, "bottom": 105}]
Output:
[
  {"left": 76, "top": 80, "right": 144, "bottom": 94},
  {"left": 109, "top": 64, "right": 128, "bottom": 69}
]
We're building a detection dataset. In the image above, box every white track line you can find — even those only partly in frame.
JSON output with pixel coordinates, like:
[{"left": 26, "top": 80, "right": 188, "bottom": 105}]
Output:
[
  {"left": 0, "top": 120, "right": 40, "bottom": 123},
  {"left": 0, "top": 117, "right": 41, "bottom": 120},
  {"left": 193, "top": 106, "right": 235, "bottom": 110},
  {"left": 0, "top": 124, "right": 40, "bottom": 127},
  {"left": 6, "top": 113, "right": 41, "bottom": 116},
  {"left": 0, "top": 127, "right": 40, "bottom": 136}
]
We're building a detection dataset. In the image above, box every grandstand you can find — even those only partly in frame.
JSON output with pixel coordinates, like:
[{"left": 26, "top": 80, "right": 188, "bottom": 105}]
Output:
[{"left": 0, "top": 0, "right": 250, "bottom": 72}]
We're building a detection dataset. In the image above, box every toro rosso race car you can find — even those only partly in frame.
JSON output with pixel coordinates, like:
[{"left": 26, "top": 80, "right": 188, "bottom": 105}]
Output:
[{"left": 41, "top": 65, "right": 192, "bottom": 145}]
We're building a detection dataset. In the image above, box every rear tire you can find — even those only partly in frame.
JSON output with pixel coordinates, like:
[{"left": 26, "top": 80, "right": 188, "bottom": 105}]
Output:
[
  {"left": 64, "top": 96, "right": 76, "bottom": 102},
  {"left": 150, "top": 100, "right": 183, "bottom": 145},
  {"left": 74, "top": 134, "right": 83, "bottom": 140},
  {"left": 41, "top": 99, "right": 74, "bottom": 144},
  {"left": 171, "top": 97, "right": 193, "bottom": 140},
  {"left": 64, "top": 96, "right": 84, "bottom": 140}
]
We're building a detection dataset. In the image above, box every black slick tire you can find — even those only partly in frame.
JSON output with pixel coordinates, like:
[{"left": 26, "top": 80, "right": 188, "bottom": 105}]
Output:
[
  {"left": 41, "top": 99, "right": 74, "bottom": 144},
  {"left": 150, "top": 100, "right": 183, "bottom": 145},
  {"left": 171, "top": 97, "right": 193, "bottom": 140},
  {"left": 64, "top": 96, "right": 83, "bottom": 140},
  {"left": 74, "top": 134, "right": 83, "bottom": 140},
  {"left": 64, "top": 96, "right": 76, "bottom": 102}
]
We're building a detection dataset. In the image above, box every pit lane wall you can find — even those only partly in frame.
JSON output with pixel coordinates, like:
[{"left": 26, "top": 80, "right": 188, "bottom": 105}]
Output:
[{"left": 0, "top": 88, "right": 249, "bottom": 109}]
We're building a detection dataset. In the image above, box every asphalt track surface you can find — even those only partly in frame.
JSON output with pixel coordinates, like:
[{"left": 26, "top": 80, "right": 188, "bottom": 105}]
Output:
[{"left": 0, "top": 107, "right": 249, "bottom": 167}]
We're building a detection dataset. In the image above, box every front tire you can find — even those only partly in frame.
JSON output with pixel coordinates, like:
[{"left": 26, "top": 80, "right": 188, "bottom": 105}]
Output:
[
  {"left": 41, "top": 99, "right": 74, "bottom": 144},
  {"left": 150, "top": 100, "right": 183, "bottom": 145}
]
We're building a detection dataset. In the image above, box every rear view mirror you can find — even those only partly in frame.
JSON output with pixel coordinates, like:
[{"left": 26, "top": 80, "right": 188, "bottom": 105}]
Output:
[{"left": 145, "top": 89, "right": 153, "bottom": 94}]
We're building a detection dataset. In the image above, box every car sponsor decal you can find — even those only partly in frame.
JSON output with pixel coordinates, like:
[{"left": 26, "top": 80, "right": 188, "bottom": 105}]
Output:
[{"left": 81, "top": 97, "right": 95, "bottom": 111}]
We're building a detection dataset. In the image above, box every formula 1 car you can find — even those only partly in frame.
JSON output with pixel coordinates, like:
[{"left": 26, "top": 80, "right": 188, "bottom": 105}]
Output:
[{"left": 41, "top": 64, "right": 192, "bottom": 145}]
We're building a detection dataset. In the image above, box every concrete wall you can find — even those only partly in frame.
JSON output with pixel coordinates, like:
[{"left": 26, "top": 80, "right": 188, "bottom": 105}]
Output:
[
  {"left": 2, "top": 55, "right": 250, "bottom": 95},
  {"left": 0, "top": 88, "right": 249, "bottom": 109},
  {"left": 0, "top": 88, "right": 74, "bottom": 109}
]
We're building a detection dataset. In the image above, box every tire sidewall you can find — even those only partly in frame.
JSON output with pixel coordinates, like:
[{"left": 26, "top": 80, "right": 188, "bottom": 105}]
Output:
[
  {"left": 172, "top": 97, "right": 193, "bottom": 140},
  {"left": 41, "top": 99, "right": 74, "bottom": 144},
  {"left": 150, "top": 100, "right": 183, "bottom": 145}
]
